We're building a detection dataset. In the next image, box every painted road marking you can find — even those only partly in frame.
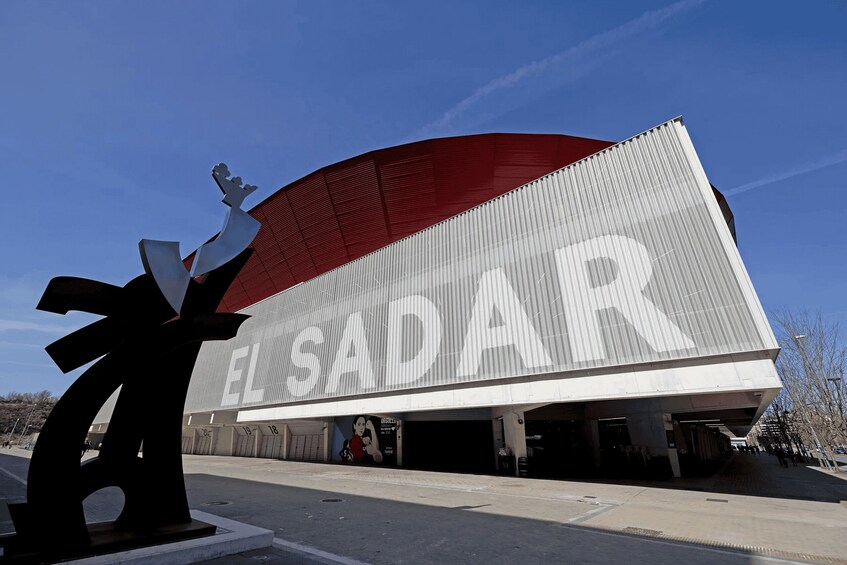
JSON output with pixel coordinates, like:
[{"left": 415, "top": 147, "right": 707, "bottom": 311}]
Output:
[
  {"left": 273, "top": 538, "right": 371, "bottom": 565},
  {"left": 0, "top": 466, "right": 27, "bottom": 486}
]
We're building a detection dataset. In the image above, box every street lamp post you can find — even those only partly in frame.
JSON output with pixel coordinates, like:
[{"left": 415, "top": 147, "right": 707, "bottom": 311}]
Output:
[
  {"left": 5, "top": 418, "right": 19, "bottom": 446},
  {"left": 826, "top": 376, "right": 845, "bottom": 441},
  {"left": 18, "top": 403, "right": 37, "bottom": 448}
]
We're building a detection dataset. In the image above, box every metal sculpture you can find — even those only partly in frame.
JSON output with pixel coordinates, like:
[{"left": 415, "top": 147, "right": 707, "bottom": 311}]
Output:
[
  {"left": 0, "top": 165, "right": 259, "bottom": 562},
  {"left": 141, "top": 163, "right": 260, "bottom": 313}
]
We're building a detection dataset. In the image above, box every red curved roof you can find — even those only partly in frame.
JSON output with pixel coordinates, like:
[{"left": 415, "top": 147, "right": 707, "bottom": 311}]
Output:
[{"left": 195, "top": 133, "right": 617, "bottom": 312}]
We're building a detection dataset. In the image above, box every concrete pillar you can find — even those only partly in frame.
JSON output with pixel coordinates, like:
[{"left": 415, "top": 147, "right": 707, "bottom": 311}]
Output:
[
  {"left": 586, "top": 419, "right": 602, "bottom": 470},
  {"left": 282, "top": 423, "right": 291, "bottom": 460},
  {"left": 492, "top": 419, "right": 504, "bottom": 470},
  {"left": 502, "top": 412, "right": 527, "bottom": 470},
  {"left": 672, "top": 422, "right": 687, "bottom": 455},
  {"left": 396, "top": 420, "right": 403, "bottom": 467},
  {"left": 626, "top": 412, "right": 680, "bottom": 478},
  {"left": 253, "top": 427, "right": 260, "bottom": 457},
  {"left": 323, "top": 422, "right": 331, "bottom": 462}
]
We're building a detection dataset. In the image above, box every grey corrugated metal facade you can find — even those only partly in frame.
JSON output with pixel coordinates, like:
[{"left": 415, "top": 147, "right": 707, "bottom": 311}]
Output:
[{"left": 183, "top": 119, "right": 777, "bottom": 414}]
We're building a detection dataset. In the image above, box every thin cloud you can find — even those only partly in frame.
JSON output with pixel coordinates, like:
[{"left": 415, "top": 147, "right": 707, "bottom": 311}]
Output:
[
  {"left": 0, "top": 341, "right": 42, "bottom": 349},
  {"left": 723, "top": 148, "right": 847, "bottom": 196},
  {"left": 0, "top": 319, "right": 74, "bottom": 334},
  {"left": 416, "top": 0, "right": 706, "bottom": 137}
]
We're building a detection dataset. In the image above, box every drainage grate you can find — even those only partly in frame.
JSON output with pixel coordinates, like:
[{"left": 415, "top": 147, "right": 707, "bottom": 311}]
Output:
[
  {"left": 706, "top": 498, "right": 728, "bottom": 503},
  {"left": 623, "top": 527, "right": 663, "bottom": 537},
  {"left": 202, "top": 501, "right": 232, "bottom": 506},
  {"left": 321, "top": 498, "right": 343, "bottom": 503}
]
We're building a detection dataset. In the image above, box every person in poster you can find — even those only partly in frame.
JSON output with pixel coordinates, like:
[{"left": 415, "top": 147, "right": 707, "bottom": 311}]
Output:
[{"left": 342, "top": 415, "right": 383, "bottom": 464}]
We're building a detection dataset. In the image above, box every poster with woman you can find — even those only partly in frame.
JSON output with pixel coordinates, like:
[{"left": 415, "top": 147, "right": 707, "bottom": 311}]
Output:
[{"left": 333, "top": 415, "right": 397, "bottom": 465}]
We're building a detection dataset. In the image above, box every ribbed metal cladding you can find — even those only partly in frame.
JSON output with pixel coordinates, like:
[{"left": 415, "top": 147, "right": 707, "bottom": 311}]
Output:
[{"left": 184, "top": 119, "right": 776, "bottom": 413}]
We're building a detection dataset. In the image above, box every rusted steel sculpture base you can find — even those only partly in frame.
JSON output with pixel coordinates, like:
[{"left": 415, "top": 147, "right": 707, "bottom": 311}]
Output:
[{"left": 0, "top": 250, "right": 252, "bottom": 563}]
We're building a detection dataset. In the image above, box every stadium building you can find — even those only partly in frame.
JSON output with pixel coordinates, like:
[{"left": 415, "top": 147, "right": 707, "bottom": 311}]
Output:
[{"left": 92, "top": 118, "right": 782, "bottom": 478}]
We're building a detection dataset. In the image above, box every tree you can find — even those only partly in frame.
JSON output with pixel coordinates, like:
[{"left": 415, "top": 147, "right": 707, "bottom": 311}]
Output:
[
  {"left": 0, "top": 391, "right": 59, "bottom": 445},
  {"left": 771, "top": 311, "right": 846, "bottom": 470}
]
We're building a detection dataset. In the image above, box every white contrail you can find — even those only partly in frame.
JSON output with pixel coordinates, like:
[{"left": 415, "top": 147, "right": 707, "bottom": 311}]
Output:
[
  {"left": 417, "top": 0, "right": 706, "bottom": 137},
  {"left": 723, "top": 148, "right": 847, "bottom": 196},
  {"left": 0, "top": 341, "right": 41, "bottom": 349},
  {"left": 0, "top": 319, "right": 73, "bottom": 334}
]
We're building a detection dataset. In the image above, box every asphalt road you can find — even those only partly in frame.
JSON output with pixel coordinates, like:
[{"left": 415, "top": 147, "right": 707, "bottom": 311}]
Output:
[{"left": 1, "top": 451, "right": 832, "bottom": 564}]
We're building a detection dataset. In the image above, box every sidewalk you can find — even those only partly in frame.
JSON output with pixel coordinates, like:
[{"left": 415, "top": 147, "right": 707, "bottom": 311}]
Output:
[
  {"left": 177, "top": 450, "right": 847, "bottom": 564},
  {"left": 2, "top": 448, "right": 846, "bottom": 564},
  {"left": 578, "top": 453, "right": 847, "bottom": 561}
]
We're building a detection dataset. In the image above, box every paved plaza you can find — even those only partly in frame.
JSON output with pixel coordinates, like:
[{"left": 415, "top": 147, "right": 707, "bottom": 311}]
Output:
[{"left": 1, "top": 449, "right": 846, "bottom": 564}]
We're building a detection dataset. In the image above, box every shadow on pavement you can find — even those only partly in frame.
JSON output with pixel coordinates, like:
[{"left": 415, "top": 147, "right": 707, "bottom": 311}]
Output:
[
  {"left": 568, "top": 452, "right": 847, "bottom": 504},
  {"left": 189, "top": 472, "right": 847, "bottom": 565},
  {"left": 181, "top": 474, "right": 769, "bottom": 565}
]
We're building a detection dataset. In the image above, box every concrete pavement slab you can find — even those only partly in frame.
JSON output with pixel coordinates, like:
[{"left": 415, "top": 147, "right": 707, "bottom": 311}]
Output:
[
  {"left": 176, "top": 452, "right": 847, "bottom": 564},
  {"left": 2, "top": 448, "right": 846, "bottom": 564}
]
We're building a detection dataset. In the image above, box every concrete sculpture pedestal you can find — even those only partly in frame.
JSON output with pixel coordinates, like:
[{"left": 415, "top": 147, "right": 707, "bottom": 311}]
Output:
[{"left": 64, "top": 511, "right": 273, "bottom": 565}]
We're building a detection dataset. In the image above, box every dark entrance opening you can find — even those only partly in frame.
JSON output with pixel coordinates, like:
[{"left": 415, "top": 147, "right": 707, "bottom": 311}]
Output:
[
  {"left": 598, "top": 418, "right": 642, "bottom": 477},
  {"left": 525, "top": 420, "right": 592, "bottom": 478},
  {"left": 403, "top": 420, "right": 494, "bottom": 474}
]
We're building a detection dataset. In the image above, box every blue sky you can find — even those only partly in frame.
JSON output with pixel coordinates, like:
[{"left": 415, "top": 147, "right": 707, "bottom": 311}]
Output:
[{"left": 1, "top": 1, "right": 845, "bottom": 396}]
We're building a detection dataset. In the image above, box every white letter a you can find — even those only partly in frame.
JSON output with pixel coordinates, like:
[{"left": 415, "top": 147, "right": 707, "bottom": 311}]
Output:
[{"left": 457, "top": 268, "right": 552, "bottom": 377}]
